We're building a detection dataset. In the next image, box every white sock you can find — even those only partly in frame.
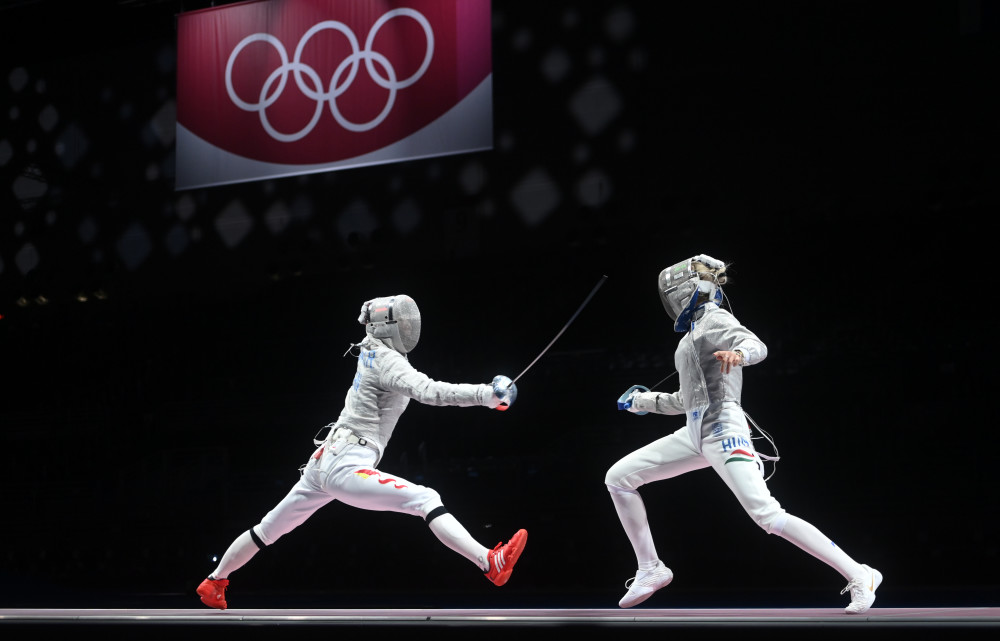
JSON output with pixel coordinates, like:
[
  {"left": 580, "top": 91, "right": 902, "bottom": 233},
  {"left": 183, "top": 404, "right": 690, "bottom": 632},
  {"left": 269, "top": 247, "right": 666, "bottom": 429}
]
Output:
[
  {"left": 778, "top": 515, "right": 864, "bottom": 580},
  {"left": 211, "top": 530, "right": 261, "bottom": 580},
  {"left": 608, "top": 486, "right": 659, "bottom": 571},
  {"left": 428, "top": 513, "right": 491, "bottom": 571}
]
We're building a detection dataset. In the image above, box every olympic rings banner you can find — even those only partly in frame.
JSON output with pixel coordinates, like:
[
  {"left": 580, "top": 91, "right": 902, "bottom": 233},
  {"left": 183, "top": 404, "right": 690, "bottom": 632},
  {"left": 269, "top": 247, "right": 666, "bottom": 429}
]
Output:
[{"left": 175, "top": 0, "right": 493, "bottom": 190}]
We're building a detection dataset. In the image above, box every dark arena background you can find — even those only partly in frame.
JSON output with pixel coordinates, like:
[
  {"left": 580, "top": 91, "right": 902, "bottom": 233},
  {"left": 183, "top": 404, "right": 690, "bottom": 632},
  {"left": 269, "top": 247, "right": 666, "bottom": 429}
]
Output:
[{"left": 0, "top": 1, "right": 997, "bottom": 639}]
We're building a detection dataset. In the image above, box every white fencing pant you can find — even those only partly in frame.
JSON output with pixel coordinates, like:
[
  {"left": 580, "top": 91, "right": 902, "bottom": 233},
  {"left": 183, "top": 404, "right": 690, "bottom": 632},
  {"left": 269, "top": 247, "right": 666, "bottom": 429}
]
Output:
[
  {"left": 606, "top": 407, "right": 864, "bottom": 581},
  {"left": 210, "top": 439, "right": 488, "bottom": 580},
  {"left": 606, "top": 408, "right": 787, "bottom": 534},
  {"left": 255, "top": 441, "right": 442, "bottom": 545}
]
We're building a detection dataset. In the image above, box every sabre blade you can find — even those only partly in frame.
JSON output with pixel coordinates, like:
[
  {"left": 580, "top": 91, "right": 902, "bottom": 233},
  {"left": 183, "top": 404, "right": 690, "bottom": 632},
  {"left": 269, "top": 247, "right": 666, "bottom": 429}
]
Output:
[
  {"left": 650, "top": 371, "right": 677, "bottom": 391},
  {"left": 510, "top": 275, "right": 608, "bottom": 386}
]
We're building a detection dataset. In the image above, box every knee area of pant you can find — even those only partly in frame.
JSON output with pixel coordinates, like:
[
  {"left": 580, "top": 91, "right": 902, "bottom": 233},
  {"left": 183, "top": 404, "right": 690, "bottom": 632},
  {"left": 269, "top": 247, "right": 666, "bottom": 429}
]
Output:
[
  {"left": 251, "top": 525, "right": 272, "bottom": 548},
  {"left": 605, "top": 465, "right": 625, "bottom": 486},
  {"left": 759, "top": 513, "right": 788, "bottom": 536},
  {"left": 606, "top": 482, "right": 639, "bottom": 496},
  {"left": 424, "top": 505, "right": 449, "bottom": 525},
  {"left": 420, "top": 491, "right": 444, "bottom": 521},
  {"left": 606, "top": 457, "right": 646, "bottom": 490}
]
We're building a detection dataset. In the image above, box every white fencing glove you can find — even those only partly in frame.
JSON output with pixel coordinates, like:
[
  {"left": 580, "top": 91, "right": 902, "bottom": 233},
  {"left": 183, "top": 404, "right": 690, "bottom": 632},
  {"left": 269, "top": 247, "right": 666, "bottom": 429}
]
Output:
[
  {"left": 616, "top": 384, "right": 649, "bottom": 415},
  {"left": 490, "top": 375, "right": 517, "bottom": 411}
]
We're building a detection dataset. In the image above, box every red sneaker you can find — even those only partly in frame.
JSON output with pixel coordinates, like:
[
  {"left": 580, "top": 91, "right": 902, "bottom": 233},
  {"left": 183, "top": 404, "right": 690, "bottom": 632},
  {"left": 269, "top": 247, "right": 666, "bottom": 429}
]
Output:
[
  {"left": 484, "top": 529, "right": 527, "bottom": 586},
  {"left": 196, "top": 577, "right": 229, "bottom": 610}
]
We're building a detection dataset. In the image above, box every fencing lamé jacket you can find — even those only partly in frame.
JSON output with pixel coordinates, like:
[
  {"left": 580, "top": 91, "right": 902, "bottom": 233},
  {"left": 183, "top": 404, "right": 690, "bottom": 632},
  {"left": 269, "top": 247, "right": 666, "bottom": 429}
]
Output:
[
  {"left": 628, "top": 302, "right": 767, "bottom": 451},
  {"left": 329, "top": 336, "right": 495, "bottom": 462}
]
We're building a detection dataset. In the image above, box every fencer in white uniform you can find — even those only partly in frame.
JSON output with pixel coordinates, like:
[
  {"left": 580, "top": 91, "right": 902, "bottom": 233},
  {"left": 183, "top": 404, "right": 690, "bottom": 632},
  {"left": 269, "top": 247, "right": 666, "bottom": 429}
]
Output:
[
  {"left": 605, "top": 255, "right": 881, "bottom": 612},
  {"left": 196, "top": 295, "right": 527, "bottom": 609}
]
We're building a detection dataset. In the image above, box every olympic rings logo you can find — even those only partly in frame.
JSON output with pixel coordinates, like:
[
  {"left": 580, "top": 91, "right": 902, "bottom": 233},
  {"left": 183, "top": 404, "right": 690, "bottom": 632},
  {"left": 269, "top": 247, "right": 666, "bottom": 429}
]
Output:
[{"left": 225, "top": 9, "right": 434, "bottom": 142}]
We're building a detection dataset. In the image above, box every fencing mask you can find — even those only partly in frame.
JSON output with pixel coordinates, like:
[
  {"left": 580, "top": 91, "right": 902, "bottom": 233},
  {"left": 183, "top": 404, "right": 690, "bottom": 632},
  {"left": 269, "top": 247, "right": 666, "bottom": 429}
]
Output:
[
  {"left": 358, "top": 295, "right": 422, "bottom": 354},
  {"left": 658, "top": 254, "right": 725, "bottom": 332}
]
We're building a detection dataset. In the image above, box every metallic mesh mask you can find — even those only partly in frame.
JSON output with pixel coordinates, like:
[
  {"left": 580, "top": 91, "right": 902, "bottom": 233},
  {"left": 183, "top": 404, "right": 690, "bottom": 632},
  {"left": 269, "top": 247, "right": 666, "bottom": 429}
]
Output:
[
  {"left": 658, "top": 255, "right": 724, "bottom": 332},
  {"left": 358, "top": 295, "right": 422, "bottom": 354}
]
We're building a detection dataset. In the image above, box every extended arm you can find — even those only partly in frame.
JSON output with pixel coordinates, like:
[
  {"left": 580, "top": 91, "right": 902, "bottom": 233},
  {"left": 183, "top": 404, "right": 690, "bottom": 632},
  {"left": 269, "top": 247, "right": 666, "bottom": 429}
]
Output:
[
  {"left": 381, "top": 353, "right": 515, "bottom": 409},
  {"left": 624, "top": 388, "right": 685, "bottom": 415}
]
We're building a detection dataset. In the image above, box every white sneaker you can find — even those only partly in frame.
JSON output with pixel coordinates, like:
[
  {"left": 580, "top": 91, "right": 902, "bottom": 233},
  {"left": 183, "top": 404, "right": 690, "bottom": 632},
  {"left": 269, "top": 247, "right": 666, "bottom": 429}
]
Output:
[
  {"left": 619, "top": 560, "right": 674, "bottom": 608},
  {"left": 841, "top": 564, "right": 883, "bottom": 614}
]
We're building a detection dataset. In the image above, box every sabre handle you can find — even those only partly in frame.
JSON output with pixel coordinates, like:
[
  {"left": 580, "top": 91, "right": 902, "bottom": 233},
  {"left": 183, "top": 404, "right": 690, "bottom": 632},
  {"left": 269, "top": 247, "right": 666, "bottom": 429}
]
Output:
[{"left": 617, "top": 384, "right": 650, "bottom": 415}]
